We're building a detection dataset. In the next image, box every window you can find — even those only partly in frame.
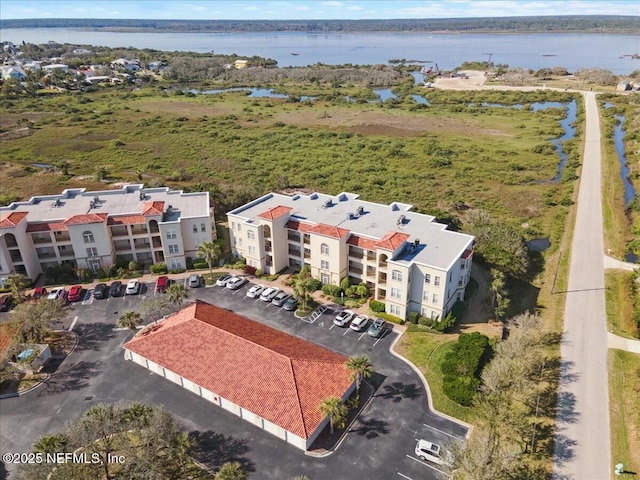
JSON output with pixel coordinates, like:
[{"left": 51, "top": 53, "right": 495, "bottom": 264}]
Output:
[
  {"left": 248, "top": 230, "right": 255, "bottom": 240},
  {"left": 321, "top": 243, "right": 329, "bottom": 255},
  {"left": 460, "top": 261, "right": 466, "bottom": 270},
  {"left": 390, "top": 304, "right": 400, "bottom": 315},
  {"left": 170, "top": 259, "right": 181, "bottom": 269},
  {"left": 390, "top": 287, "right": 401, "bottom": 299},
  {"left": 237, "top": 224, "right": 241, "bottom": 232},
  {"left": 434, "top": 276, "right": 441, "bottom": 286},
  {"left": 248, "top": 245, "right": 256, "bottom": 255},
  {"left": 86, "top": 247, "right": 98, "bottom": 257},
  {"left": 193, "top": 224, "right": 198, "bottom": 233},
  {"left": 201, "top": 223, "right": 206, "bottom": 232},
  {"left": 168, "top": 244, "right": 179, "bottom": 254},
  {"left": 431, "top": 311, "right": 438, "bottom": 320},
  {"left": 321, "top": 273, "right": 329, "bottom": 284},
  {"left": 424, "top": 273, "right": 431, "bottom": 284},
  {"left": 458, "top": 278, "right": 463, "bottom": 286},
  {"left": 83, "top": 231, "right": 94, "bottom": 243},
  {"left": 166, "top": 230, "right": 177, "bottom": 239},
  {"left": 238, "top": 238, "right": 243, "bottom": 246},
  {"left": 392, "top": 270, "right": 402, "bottom": 282},
  {"left": 432, "top": 293, "right": 439, "bottom": 304},
  {"left": 231, "top": 222, "right": 236, "bottom": 230},
  {"left": 423, "top": 290, "right": 429, "bottom": 301},
  {"left": 321, "top": 260, "right": 329, "bottom": 270}
]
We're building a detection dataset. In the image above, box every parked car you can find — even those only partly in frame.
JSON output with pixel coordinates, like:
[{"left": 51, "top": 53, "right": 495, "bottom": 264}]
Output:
[
  {"left": 189, "top": 274, "right": 202, "bottom": 288},
  {"left": 246, "top": 284, "right": 266, "bottom": 299},
  {"left": 32, "top": 287, "right": 48, "bottom": 301},
  {"left": 93, "top": 283, "right": 108, "bottom": 299},
  {"left": 156, "top": 275, "right": 169, "bottom": 293},
  {"left": 215, "top": 273, "right": 233, "bottom": 287},
  {"left": 125, "top": 279, "right": 140, "bottom": 295},
  {"left": 334, "top": 309, "right": 355, "bottom": 327},
  {"left": 109, "top": 281, "right": 122, "bottom": 297},
  {"left": 350, "top": 314, "right": 369, "bottom": 332},
  {"left": 367, "top": 318, "right": 385, "bottom": 338},
  {"left": 415, "top": 439, "right": 453, "bottom": 466},
  {"left": 47, "top": 287, "right": 67, "bottom": 302},
  {"left": 226, "top": 276, "right": 248, "bottom": 290},
  {"left": 0, "top": 295, "right": 14, "bottom": 312},
  {"left": 260, "top": 287, "right": 280, "bottom": 302},
  {"left": 271, "top": 291, "right": 290, "bottom": 307},
  {"left": 67, "top": 285, "right": 84, "bottom": 302},
  {"left": 283, "top": 296, "right": 298, "bottom": 311}
]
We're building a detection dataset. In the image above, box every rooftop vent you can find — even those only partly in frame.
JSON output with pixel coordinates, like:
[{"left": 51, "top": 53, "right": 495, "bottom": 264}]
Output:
[
  {"left": 414, "top": 238, "right": 420, "bottom": 247},
  {"left": 52, "top": 199, "right": 62, "bottom": 207},
  {"left": 94, "top": 196, "right": 100, "bottom": 203},
  {"left": 139, "top": 191, "right": 145, "bottom": 201},
  {"left": 322, "top": 199, "right": 333, "bottom": 209},
  {"left": 397, "top": 215, "right": 406, "bottom": 226},
  {"left": 89, "top": 200, "right": 96, "bottom": 209},
  {"left": 356, "top": 206, "right": 364, "bottom": 216}
]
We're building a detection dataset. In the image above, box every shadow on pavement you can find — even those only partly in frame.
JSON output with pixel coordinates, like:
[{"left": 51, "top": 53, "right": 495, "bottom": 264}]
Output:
[
  {"left": 37, "top": 359, "right": 104, "bottom": 396},
  {"left": 73, "top": 322, "right": 118, "bottom": 352},
  {"left": 190, "top": 430, "right": 255, "bottom": 473},
  {"left": 377, "top": 381, "right": 422, "bottom": 403},
  {"left": 348, "top": 416, "right": 390, "bottom": 439}
]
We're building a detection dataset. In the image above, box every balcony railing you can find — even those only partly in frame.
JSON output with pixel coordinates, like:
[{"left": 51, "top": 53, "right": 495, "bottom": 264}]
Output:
[
  {"left": 366, "top": 252, "right": 376, "bottom": 261},
  {"left": 9, "top": 251, "right": 23, "bottom": 262},
  {"left": 288, "top": 247, "right": 301, "bottom": 257},
  {"left": 366, "top": 267, "right": 376, "bottom": 278},
  {"left": 304, "top": 248, "right": 311, "bottom": 259},
  {"left": 288, "top": 233, "right": 301, "bottom": 242},
  {"left": 303, "top": 234, "right": 310, "bottom": 244},
  {"left": 110, "top": 227, "right": 128, "bottom": 237},
  {"left": 32, "top": 235, "right": 52, "bottom": 244},
  {"left": 114, "top": 241, "right": 132, "bottom": 252},
  {"left": 37, "top": 251, "right": 56, "bottom": 260},
  {"left": 132, "top": 240, "right": 151, "bottom": 250},
  {"left": 378, "top": 273, "right": 387, "bottom": 284},
  {"left": 265, "top": 241, "right": 272, "bottom": 252},
  {"left": 53, "top": 233, "right": 71, "bottom": 242},
  {"left": 349, "top": 261, "right": 363, "bottom": 275},
  {"left": 349, "top": 247, "right": 364, "bottom": 259},
  {"left": 130, "top": 226, "right": 149, "bottom": 236},
  {"left": 152, "top": 237, "right": 163, "bottom": 248}
]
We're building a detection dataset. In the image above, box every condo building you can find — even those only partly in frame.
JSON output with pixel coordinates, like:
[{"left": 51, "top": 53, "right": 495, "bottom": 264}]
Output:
[
  {"left": 228, "top": 192, "right": 474, "bottom": 321},
  {"left": 0, "top": 185, "right": 214, "bottom": 286}
]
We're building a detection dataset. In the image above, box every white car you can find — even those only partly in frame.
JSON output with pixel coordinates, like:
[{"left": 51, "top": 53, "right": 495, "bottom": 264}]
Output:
[
  {"left": 47, "top": 287, "right": 67, "bottom": 302},
  {"left": 226, "top": 276, "right": 247, "bottom": 290},
  {"left": 415, "top": 440, "right": 453, "bottom": 466},
  {"left": 260, "top": 287, "right": 280, "bottom": 302},
  {"left": 333, "top": 309, "right": 355, "bottom": 327},
  {"left": 125, "top": 279, "right": 140, "bottom": 295},
  {"left": 246, "top": 284, "right": 266, "bottom": 299},
  {"left": 350, "top": 314, "right": 369, "bottom": 332}
]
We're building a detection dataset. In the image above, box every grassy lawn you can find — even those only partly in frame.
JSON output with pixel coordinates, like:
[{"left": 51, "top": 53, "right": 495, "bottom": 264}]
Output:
[
  {"left": 394, "top": 331, "right": 475, "bottom": 424},
  {"left": 609, "top": 349, "right": 640, "bottom": 479},
  {"left": 605, "top": 271, "right": 638, "bottom": 338}
]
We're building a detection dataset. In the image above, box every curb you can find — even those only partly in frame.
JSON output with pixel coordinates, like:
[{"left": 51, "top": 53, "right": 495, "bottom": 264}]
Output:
[
  {"left": 0, "top": 373, "right": 50, "bottom": 399},
  {"left": 388, "top": 330, "right": 474, "bottom": 440}
]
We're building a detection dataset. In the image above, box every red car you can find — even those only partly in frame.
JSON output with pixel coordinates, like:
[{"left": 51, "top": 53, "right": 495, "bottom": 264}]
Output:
[
  {"left": 156, "top": 275, "right": 169, "bottom": 293},
  {"left": 32, "top": 287, "right": 48, "bottom": 301},
  {"left": 67, "top": 285, "right": 84, "bottom": 302}
]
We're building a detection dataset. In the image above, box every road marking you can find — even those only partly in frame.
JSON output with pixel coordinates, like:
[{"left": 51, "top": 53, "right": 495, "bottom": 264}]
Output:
[
  {"left": 358, "top": 332, "right": 367, "bottom": 340},
  {"left": 397, "top": 473, "right": 413, "bottom": 480},
  {"left": 68, "top": 316, "right": 79, "bottom": 332},
  {"left": 81, "top": 290, "right": 94, "bottom": 305},
  {"left": 318, "top": 321, "right": 325, "bottom": 327},
  {"left": 406, "top": 455, "right": 449, "bottom": 476},
  {"left": 373, "top": 336, "right": 384, "bottom": 347},
  {"left": 342, "top": 328, "right": 351, "bottom": 336},
  {"left": 328, "top": 323, "right": 336, "bottom": 330},
  {"left": 422, "top": 423, "right": 461, "bottom": 440}
]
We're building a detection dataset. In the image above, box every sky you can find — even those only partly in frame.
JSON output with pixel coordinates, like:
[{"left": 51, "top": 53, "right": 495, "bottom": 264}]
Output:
[{"left": 1, "top": 0, "right": 639, "bottom": 21}]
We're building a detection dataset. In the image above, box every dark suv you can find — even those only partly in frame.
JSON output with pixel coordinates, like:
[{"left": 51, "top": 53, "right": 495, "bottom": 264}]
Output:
[
  {"left": 0, "top": 295, "right": 14, "bottom": 312},
  {"left": 109, "top": 281, "right": 122, "bottom": 297}
]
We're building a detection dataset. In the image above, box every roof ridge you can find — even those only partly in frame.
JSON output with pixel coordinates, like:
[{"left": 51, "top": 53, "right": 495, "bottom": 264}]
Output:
[{"left": 287, "top": 358, "right": 310, "bottom": 438}]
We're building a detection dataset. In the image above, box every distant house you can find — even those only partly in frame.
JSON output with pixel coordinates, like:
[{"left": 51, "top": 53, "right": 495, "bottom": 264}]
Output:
[
  {"left": 123, "top": 300, "right": 355, "bottom": 451},
  {"left": 0, "top": 66, "right": 27, "bottom": 81},
  {"left": 42, "top": 64, "right": 69, "bottom": 73},
  {"left": 72, "top": 48, "right": 92, "bottom": 55},
  {"left": 110, "top": 58, "right": 140, "bottom": 72},
  {"left": 616, "top": 80, "right": 631, "bottom": 92},
  {"left": 234, "top": 59, "right": 249, "bottom": 69}
]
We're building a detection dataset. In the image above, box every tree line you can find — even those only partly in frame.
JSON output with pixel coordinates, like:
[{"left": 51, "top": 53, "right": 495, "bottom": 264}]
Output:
[{"left": 2, "top": 16, "right": 639, "bottom": 34}]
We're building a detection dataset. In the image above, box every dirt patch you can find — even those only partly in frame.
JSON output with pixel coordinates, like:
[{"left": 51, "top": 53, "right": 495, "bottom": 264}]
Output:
[
  {"left": 0, "top": 127, "right": 35, "bottom": 141},
  {"left": 81, "top": 133, "right": 118, "bottom": 141}
]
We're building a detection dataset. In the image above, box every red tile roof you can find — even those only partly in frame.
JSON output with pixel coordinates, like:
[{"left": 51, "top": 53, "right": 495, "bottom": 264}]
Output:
[
  {"left": 347, "top": 234, "right": 378, "bottom": 251},
  {"left": 0, "top": 321, "right": 20, "bottom": 360},
  {"left": 124, "top": 301, "right": 353, "bottom": 439},
  {"left": 461, "top": 249, "right": 474, "bottom": 259},
  {"left": 0, "top": 212, "right": 29, "bottom": 229},
  {"left": 108, "top": 215, "right": 146, "bottom": 226},
  {"left": 26, "top": 222, "right": 68, "bottom": 233},
  {"left": 142, "top": 201, "right": 165, "bottom": 216},
  {"left": 286, "top": 220, "right": 313, "bottom": 233},
  {"left": 375, "top": 231, "right": 410, "bottom": 250},
  {"left": 257, "top": 205, "right": 292, "bottom": 221},
  {"left": 63, "top": 213, "right": 108, "bottom": 225},
  {"left": 308, "top": 223, "right": 350, "bottom": 239}
]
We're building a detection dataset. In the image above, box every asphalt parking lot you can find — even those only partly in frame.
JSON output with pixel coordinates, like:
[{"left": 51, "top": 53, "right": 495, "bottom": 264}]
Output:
[{"left": 1, "top": 277, "right": 468, "bottom": 480}]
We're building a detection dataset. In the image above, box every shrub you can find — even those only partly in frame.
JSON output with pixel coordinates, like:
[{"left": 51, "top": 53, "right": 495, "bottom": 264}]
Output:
[
  {"left": 245, "top": 265, "right": 257, "bottom": 275},
  {"left": 192, "top": 260, "right": 208, "bottom": 269},
  {"left": 185, "top": 257, "right": 194, "bottom": 269},
  {"left": 369, "top": 300, "right": 386, "bottom": 312},
  {"left": 255, "top": 269, "right": 263, "bottom": 277},
  {"left": 95, "top": 267, "right": 109, "bottom": 280},
  {"left": 433, "top": 312, "right": 456, "bottom": 332},
  {"left": 378, "top": 312, "right": 404, "bottom": 325},
  {"left": 168, "top": 268, "right": 186, "bottom": 274},
  {"left": 80, "top": 269, "right": 93, "bottom": 283},
  {"left": 322, "top": 284, "right": 342, "bottom": 297},
  {"left": 128, "top": 260, "right": 140, "bottom": 272},
  {"left": 340, "top": 277, "right": 351, "bottom": 292},
  {"left": 150, "top": 263, "right": 167, "bottom": 274},
  {"left": 441, "top": 332, "right": 492, "bottom": 406},
  {"left": 418, "top": 316, "right": 432, "bottom": 326},
  {"left": 308, "top": 278, "right": 322, "bottom": 291},
  {"left": 408, "top": 311, "right": 420, "bottom": 324}
]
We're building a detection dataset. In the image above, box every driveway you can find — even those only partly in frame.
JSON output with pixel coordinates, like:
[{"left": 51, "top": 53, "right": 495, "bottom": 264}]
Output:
[{"left": 1, "top": 279, "right": 468, "bottom": 479}]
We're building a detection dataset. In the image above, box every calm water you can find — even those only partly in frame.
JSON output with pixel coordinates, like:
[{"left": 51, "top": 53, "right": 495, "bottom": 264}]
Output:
[
  {"left": 613, "top": 114, "right": 637, "bottom": 207},
  {"left": 2, "top": 28, "right": 639, "bottom": 74}
]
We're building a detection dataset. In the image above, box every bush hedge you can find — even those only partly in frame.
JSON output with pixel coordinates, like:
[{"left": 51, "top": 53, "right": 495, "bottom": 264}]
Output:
[
  {"left": 441, "top": 332, "right": 492, "bottom": 406},
  {"left": 322, "top": 284, "right": 342, "bottom": 297},
  {"left": 369, "top": 300, "right": 386, "bottom": 312},
  {"left": 150, "top": 263, "right": 168, "bottom": 274},
  {"left": 377, "top": 312, "right": 404, "bottom": 325}
]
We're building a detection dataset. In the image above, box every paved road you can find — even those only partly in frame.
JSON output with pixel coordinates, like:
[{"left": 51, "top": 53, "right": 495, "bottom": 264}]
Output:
[{"left": 553, "top": 92, "right": 610, "bottom": 480}]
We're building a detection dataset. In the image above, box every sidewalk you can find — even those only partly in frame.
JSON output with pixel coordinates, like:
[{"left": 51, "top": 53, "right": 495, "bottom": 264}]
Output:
[
  {"left": 608, "top": 332, "right": 640, "bottom": 354},
  {"left": 603, "top": 255, "right": 638, "bottom": 272}
]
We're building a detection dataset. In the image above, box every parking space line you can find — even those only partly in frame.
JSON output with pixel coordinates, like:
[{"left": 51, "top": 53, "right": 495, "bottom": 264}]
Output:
[
  {"left": 328, "top": 324, "right": 336, "bottom": 330},
  {"left": 342, "top": 328, "right": 351, "bottom": 336},
  {"left": 397, "top": 473, "right": 413, "bottom": 480},
  {"left": 406, "top": 455, "right": 449, "bottom": 476},
  {"left": 373, "top": 336, "right": 384, "bottom": 347},
  {"left": 358, "top": 332, "right": 367, "bottom": 341},
  {"left": 422, "top": 423, "right": 461, "bottom": 440},
  {"left": 68, "top": 316, "right": 79, "bottom": 332}
]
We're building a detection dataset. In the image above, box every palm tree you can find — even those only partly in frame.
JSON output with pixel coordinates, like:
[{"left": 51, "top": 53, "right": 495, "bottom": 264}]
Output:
[
  {"left": 197, "top": 241, "right": 222, "bottom": 279},
  {"left": 318, "top": 396, "right": 348, "bottom": 435},
  {"left": 166, "top": 283, "right": 187, "bottom": 307},
  {"left": 122, "top": 402, "right": 153, "bottom": 428},
  {"left": 33, "top": 433, "right": 69, "bottom": 454},
  {"left": 118, "top": 311, "right": 142, "bottom": 331},
  {"left": 215, "top": 461, "right": 247, "bottom": 480},
  {"left": 7, "top": 273, "right": 28, "bottom": 302},
  {"left": 345, "top": 355, "right": 374, "bottom": 395},
  {"left": 170, "top": 431, "right": 194, "bottom": 478},
  {"left": 293, "top": 266, "right": 314, "bottom": 311}
]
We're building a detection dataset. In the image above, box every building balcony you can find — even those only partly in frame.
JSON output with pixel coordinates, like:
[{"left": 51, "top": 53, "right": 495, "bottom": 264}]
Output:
[
  {"left": 32, "top": 234, "right": 52, "bottom": 244},
  {"left": 348, "top": 247, "right": 364, "bottom": 259},
  {"left": 9, "top": 250, "right": 23, "bottom": 263},
  {"left": 152, "top": 236, "right": 162, "bottom": 248},
  {"left": 349, "top": 261, "right": 363, "bottom": 275},
  {"left": 130, "top": 226, "right": 149, "bottom": 236},
  {"left": 132, "top": 240, "right": 151, "bottom": 250},
  {"left": 53, "top": 233, "right": 71, "bottom": 242},
  {"left": 114, "top": 241, "right": 132, "bottom": 252},
  {"left": 4, "top": 236, "right": 19, "bottom": 248},
  {"left": 366, "top": 267, "right": 376, "bottom": 278},
  {"left": 366, "top": 252, "right": 376, "bottom": 262},
  {"left": 288, "top": 232, "right": 301, "bottom": 242},
  {"left": 377, "top": 288, "right": 386, "bottom": 301},
  {"left": 264, "top": 241, "right": 272, "bottom": 252},
  {"left": 378, "top": 273, "right": 387, "bottom": 284},
  {"left": 288, "top": 247, "right": 301, "bottom": 257},
  {"left": 303, "top": 234, "right": 310, "bottom": 244},
  {"left": 110, "top": 227, "right": 128, "bottom": 237},
  {"left": 37, "top": 250, "right": 56, "bottom": 260}
]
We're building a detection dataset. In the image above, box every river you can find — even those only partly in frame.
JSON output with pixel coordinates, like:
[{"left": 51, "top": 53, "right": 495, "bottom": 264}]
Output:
[{"left": 2, "top": 29, "right": 639, "bottom": 74}]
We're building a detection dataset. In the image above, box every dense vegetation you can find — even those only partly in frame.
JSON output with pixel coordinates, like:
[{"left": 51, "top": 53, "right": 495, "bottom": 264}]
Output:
[{"left": 2, "top": 16, "right": 639, "bottom": 34}]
